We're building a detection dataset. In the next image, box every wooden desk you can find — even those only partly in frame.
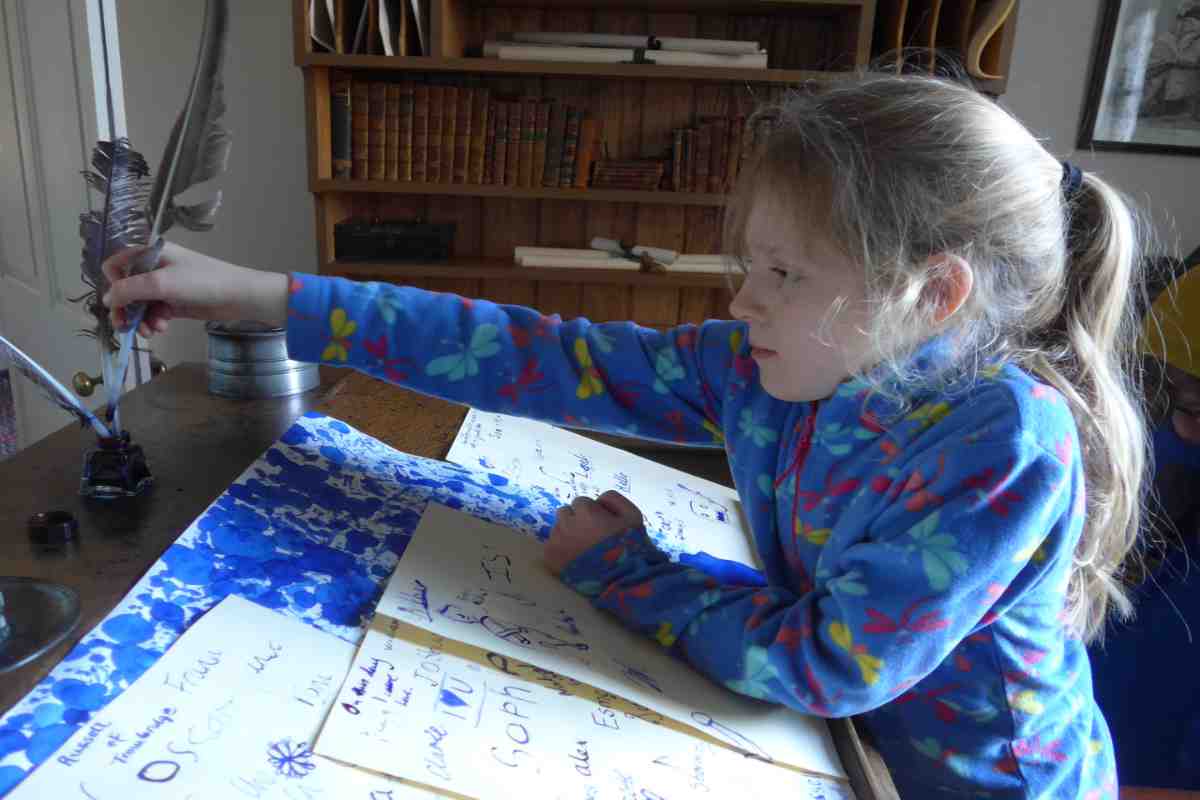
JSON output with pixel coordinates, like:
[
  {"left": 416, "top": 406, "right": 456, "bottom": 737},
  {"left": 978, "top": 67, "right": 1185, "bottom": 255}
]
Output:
[
  {"left": 0, "top": 363, "right": 340, "bottom": 713},
  {"left": 0, "top": 365, "right": 903, "bottom": 797}
]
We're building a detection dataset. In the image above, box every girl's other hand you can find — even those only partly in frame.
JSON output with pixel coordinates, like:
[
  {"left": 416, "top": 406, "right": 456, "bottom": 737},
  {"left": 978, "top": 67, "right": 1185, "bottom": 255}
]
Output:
[{"left": 544, "top": 490, "right": 645, "bottom": 576}]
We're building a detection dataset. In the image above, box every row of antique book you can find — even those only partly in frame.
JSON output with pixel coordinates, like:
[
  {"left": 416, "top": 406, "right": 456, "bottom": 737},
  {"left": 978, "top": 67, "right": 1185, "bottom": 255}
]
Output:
[
  {"left": 330, "top": 74, "right": 774, "bottom": 193},
  {"left": 332, "top": 74, "right": 597, "bottom": 187}
]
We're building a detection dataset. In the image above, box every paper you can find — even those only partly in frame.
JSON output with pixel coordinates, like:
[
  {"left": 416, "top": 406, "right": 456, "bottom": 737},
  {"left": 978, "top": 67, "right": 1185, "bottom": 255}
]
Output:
[
  {"left": 508, "top": 32, "right": 762, "bottom": 56},
  {"left": 408, "top": 0, "right": 427, "bottom": 56},
  {"left": 447, "top": 410, "right": 758, "bottom": 567},
  {"left": 6, "top": 596, "right": 437, "bottom": 799},
  {"left": 308, "top": 0, "right": 336, "bottom": 51},
  {"left": 316, "top": 614, "right": 854, "bottom": 799},
  {"left": 378, "top": 0, "right": 395, "bottom": 56},
  {"left": 367, "top": 503, "right": 844, "bottom": 779}
]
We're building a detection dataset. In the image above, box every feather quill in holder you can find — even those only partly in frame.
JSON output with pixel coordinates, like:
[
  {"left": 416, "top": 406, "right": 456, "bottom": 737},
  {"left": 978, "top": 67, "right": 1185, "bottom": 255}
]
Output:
[
  {"left": 110, "top": 0, "right": 231, "bottom": 425},
  {"left": 0, "top": 335, "right": 111, "bottom": 439},
  {"left": 77, "top": 138, "right": 151, "bottom": 353}
]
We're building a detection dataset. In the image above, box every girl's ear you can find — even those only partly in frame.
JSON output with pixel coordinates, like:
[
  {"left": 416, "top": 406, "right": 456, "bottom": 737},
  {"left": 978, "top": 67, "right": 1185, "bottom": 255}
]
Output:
[{"left": 923, "top": 254, "right": 974, "bottom": 324}]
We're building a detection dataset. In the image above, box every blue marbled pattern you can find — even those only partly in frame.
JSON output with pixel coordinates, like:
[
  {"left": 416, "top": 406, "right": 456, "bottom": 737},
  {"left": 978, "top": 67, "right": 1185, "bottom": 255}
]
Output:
[{"left": 0, "top": 413, "right": 564, "bottom": 796}]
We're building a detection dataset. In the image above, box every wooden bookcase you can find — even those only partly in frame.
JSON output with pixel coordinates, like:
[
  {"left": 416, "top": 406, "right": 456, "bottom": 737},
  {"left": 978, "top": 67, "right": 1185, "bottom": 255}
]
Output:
[{"left": 292, "top": 0, "right": 1019, "bottom": 328}]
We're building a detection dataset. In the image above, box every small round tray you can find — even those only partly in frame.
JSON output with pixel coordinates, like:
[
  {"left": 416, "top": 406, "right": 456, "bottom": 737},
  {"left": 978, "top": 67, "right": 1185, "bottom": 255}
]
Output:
[{"left": 0, "top": 578, "right": 81, "bottom": 674}]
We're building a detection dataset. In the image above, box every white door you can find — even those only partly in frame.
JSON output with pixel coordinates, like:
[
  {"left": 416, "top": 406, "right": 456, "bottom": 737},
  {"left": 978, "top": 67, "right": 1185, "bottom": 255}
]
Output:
[{"left": 0, "top": 0, "right": 146, "bottom": 451}]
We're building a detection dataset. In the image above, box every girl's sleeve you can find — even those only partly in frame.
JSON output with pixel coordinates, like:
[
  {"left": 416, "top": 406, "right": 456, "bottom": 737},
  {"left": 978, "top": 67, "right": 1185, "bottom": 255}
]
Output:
[
  {"left": 285, "top": 273, "right": 739, "bottom": 445},
  {"left": 559, "top": 432, "right": 1074, "bottom": 716}
]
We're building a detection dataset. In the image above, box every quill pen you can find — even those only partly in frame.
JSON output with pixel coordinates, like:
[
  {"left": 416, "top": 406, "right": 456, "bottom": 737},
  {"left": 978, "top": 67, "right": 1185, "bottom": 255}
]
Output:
[
  {"left": 78, "top": 139, "right": 151, "bottom": 352},
  {"left": 76, "top": 0, "right": 151, "bottom": 356},
  {"left": 110, "top": 0, "right": 231, "bottom": 425},
  {"left": 0, "top": 334, "right": 112, "bottom": 438}
]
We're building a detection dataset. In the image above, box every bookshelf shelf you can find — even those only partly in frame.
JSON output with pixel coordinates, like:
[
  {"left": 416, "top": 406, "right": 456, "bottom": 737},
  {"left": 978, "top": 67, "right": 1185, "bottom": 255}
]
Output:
[
  {"left": 325, "top": 258, "right": 732, "bottom": 289},
  {"left": 313, "top": 179, "right": 726, "bottom": 206},
  {"left": 299, "top": 54, "right": 851, "bottom": 85}
]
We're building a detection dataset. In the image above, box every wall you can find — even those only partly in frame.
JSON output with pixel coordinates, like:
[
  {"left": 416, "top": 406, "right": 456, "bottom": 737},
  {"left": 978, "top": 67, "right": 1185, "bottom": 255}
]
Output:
[
  {"left": 114, "top": 1, "right": 1198, "bottom": 372},
  {"left": 116, "top": 1, "right": 314, "bottom": 367},
  {"left": 1002, "top": 0, "right": 1197, "bottom": 254}
]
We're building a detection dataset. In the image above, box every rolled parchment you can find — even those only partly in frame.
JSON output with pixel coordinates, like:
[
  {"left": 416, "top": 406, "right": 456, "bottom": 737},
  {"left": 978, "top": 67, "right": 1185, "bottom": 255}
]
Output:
[
  {"left": 505, "top": 31, "right": 762, "bottom": 56},
  {"left": 482, "top": 42, "right": 768, "bottom": 68},
  {"left": 590, "top": 237, "right": 679, "bottom": 265}
]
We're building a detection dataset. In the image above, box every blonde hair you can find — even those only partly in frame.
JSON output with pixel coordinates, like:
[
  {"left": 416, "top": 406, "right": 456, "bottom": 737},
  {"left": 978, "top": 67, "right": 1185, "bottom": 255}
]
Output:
[{"left": 726, "top": 73, "right": 1151, "bottom": 643}]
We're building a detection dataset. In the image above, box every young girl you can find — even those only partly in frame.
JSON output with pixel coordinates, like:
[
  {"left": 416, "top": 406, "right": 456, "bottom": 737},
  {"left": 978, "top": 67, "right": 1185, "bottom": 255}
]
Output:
[{"left": 103, "top": 73, "right": 1148, "bottom": 798}]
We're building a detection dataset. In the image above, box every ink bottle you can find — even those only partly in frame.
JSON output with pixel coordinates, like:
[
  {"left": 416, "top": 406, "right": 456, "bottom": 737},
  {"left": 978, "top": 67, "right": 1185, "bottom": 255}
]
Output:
[{"left": 80, "top": 430, "right": 153, "bottom": 498}]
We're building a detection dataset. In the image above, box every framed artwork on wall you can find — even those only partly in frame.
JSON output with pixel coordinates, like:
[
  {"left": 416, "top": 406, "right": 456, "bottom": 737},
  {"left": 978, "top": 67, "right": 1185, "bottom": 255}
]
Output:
[{"left": 1079, "top": 0, "right": 1200, "bottom": 155}]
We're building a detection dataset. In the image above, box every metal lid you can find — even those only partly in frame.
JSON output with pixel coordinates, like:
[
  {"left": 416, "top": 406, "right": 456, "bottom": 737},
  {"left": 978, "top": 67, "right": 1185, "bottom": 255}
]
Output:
[{"left": 205, "top": 320, "right": 284, "bottom": 336}]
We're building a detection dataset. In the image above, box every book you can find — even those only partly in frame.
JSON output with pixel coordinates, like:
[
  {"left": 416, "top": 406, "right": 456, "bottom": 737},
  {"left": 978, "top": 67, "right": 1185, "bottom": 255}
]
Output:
[
  {"left": 427, "top": 85, "right": 444, "bottom": 182},
  {"left": 412, "top": 83, "right": 429, "bottom": 182},
  {"left": 468, "top": 87, "right": 489, "bottom": 184},
  {"left": 707, "top": 116, "right": 727, "bottom": 193},
  {"left": 559, "top": 108, "right": 582, "bottom": 188},
  {"left": 693, "top": 122, "right": 712, "bottom": 195},
  {"left": 482, "top": 99, "right": 498, "bottom": 184},
  {"left": 505, "top": 100, "right": 522, "bottom": 188},
  {"left": 453, "top": 86, "right": 473, "bottom": 184},
  {"left": 671, "top": 129, "right": 684, "bottom": 192},
  {"left": 574, "top": 115, "right": 600, "bottom": 189},
  {"left": 441, "top": 85, "right": 458, "bottom": 184},
  {"left": 542, "top": 101, "right": 568, "bottom": 188},
  {"left": 518, "top": 98, "right": 537, "bottom": 188},
  {"left": 724, "top": 114, "right": 745, "bottom": 192},
  {"left": 397, "top": 80, "right": 414, "bottom": 181},
  {"left": 740, "top": 115, "right": 758, "bottom": 176},
  {"left": 350, "top": 77, "right": 369, "bottom": 179},
  {"left": 493, "top": 101, "right": 510, "bottom": 186},
  {"left": 330, "top": 70, "right": 353, "bottom": 179},
  {"left": 384, "top": 82, "right": 400, "bottom": 181},
  {"left": 681, "top": 128, "right": 694, "bottom": 192},
  {"left": 531, "top": 99, "right": 551, "bottom": 188},
  {"left": 367, "top": 82, "right": 386, "bottom": 179},
  {"left": 592, "top": 160, "right": 666, "bottom": 191}
]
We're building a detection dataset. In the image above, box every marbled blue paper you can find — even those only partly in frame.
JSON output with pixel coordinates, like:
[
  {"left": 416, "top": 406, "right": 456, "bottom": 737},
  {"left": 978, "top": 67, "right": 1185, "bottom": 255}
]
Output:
[{"left": 0, "top": 413, "right": 565, "bottom": 796}]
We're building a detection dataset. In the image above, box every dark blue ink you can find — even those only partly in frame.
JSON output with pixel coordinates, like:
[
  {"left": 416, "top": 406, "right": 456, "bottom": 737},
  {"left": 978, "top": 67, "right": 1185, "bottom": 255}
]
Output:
[
  {"left": 53, "top": 680, "right": 107, "bottom": 711},
  {"left": 266, "top": 739, "right": 316, "bottom": 778},
  {"left": 102, "top": 614, "right": 154, "bottom": 645}
]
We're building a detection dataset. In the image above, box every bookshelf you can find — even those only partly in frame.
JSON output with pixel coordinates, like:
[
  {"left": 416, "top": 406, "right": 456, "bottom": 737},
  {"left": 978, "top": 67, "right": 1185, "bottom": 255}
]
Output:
[{"left": 293, "top": 0, "right": 1020, "bottom": 328}]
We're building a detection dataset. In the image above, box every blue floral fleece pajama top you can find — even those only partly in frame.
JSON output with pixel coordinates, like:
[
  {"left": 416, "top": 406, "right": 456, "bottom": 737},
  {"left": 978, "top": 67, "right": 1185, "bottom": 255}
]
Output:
[{"left": 287, "top": 274, "right": 1118, "bottom": 799}]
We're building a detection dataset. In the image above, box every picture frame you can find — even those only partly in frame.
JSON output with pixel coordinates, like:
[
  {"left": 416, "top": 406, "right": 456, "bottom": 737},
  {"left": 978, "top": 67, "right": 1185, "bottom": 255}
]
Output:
[{"left": 1079, "top": 0, "right": 1200, "bottom": 156}]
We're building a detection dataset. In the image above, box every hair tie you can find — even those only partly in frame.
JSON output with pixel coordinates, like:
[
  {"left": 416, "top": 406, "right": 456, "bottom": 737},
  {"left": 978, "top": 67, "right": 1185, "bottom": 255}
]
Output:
[{"left": 1061, "top": 161, "right": 1084, "bottom": 200}]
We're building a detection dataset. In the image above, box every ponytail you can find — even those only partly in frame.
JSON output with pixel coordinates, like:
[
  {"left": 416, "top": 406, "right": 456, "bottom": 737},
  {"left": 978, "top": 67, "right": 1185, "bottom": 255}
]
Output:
[{"left": 1027, "top": 171, "right": 1149, "bottom": 642}]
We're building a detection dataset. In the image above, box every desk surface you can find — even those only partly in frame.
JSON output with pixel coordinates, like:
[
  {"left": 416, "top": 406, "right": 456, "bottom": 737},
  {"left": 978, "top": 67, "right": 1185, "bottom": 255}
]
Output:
[{"left": 0, "top": 364, "right": 340, "bottom": 712}]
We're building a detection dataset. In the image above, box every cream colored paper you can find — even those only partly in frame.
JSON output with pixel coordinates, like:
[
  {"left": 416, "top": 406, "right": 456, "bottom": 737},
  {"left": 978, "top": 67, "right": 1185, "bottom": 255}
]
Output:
[
  {"left": 7, "top": 596, "right": 437, "bottom": 799},
  {"left": 367, "top": 503, "right": 844, "bottom": 779},
  {"left": 446, "top": 409, "right": 757, "bottom": 567},
  {"left": 316, "top": 614, "right": 854, "bottom": 799}
]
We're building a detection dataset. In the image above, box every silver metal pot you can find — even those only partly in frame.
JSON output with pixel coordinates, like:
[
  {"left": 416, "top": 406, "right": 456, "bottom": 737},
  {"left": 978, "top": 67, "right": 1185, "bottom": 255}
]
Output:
[{"left": 205, "top": 321, "right": 319, "bottom": 399}]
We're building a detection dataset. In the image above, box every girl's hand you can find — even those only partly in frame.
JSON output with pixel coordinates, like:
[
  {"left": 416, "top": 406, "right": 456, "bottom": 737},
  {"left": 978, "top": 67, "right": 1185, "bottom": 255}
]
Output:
[
  {"left": 101, "top": 241, "right": 289, "bottom": 338},
  {"left": 544, "top": 490, "right": 645, "bottom": 575}
]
